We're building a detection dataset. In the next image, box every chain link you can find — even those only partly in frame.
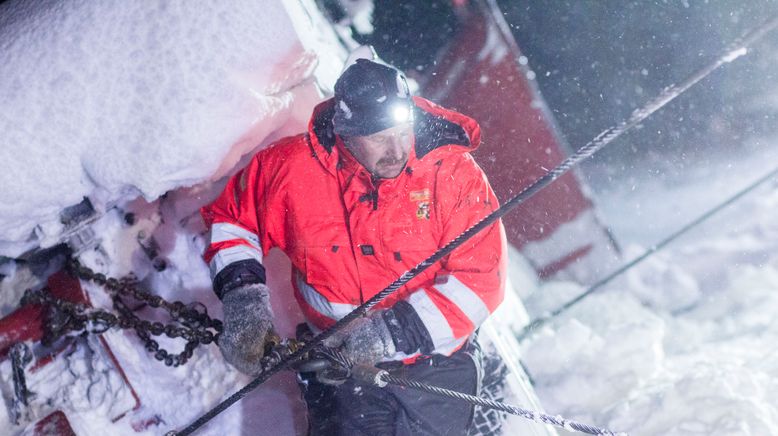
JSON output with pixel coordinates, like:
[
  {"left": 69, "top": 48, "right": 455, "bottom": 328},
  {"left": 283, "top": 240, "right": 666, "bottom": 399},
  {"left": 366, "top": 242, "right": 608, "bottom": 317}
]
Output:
[{"left": 20, "top": 259, "right": 223, "bottom": 367}]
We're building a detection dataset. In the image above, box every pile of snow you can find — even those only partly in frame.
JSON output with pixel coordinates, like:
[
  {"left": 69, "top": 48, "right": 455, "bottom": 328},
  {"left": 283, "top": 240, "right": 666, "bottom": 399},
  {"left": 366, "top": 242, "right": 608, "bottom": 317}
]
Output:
[
  {"left": 522, "top": 175, "right": 778, "bottom": 435},
  {"left": 0, "top": 0, "right": 343, "bottom": 257},
  {"left": 0, "top": 188, "right": 314, "bottom": 435}
]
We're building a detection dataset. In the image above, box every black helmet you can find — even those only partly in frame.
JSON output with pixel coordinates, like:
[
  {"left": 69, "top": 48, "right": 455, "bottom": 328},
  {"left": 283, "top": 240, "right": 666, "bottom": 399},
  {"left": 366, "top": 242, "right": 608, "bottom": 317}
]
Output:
[{"left": 332, "top": 59, "right": 413, "bottom": 137}]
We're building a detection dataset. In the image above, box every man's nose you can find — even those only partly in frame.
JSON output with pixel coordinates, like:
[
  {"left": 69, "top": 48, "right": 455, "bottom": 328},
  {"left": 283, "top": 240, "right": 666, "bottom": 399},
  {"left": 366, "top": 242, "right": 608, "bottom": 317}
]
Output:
[{"left": 388, "top": 139, "right": 405, "bottom": 160}]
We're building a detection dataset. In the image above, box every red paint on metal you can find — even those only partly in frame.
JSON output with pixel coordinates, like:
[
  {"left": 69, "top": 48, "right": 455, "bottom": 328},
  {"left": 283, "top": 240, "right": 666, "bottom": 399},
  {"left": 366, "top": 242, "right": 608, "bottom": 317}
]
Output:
[
  {"left": 423, "top": 10, "right": 591, "bottom": 247},
  {"left": 0, "top": 270, "right": 89, "bottom": 358},
  {"left": 537, "top": 245, "right": 593, "bottom": 279},
  {"left": 131, "top": 415, "right": 164, "bottom": 432},
  {"left": 0, "top": 305, "right": 45, "bottom": 359},
  {"left": 46, "top": 270, "right": 90, "bottom": 304},
  {"left": 100, "top": 332, "right": 142, "bottom": 420},
  {"left": 422, "top": 3, "right": 619, "bottom": 283},
  {"left": 0, "top": 268, "right": 142, "bottom": 424},
  {"left": 33, "top": 411, "right": 77, "bottom": 436}
]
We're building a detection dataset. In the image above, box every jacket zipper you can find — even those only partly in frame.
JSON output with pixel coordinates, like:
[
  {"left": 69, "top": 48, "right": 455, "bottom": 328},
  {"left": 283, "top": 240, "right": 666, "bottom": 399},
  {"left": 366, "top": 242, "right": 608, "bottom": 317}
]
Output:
[{"left": 371, "top": 176, "right": 380, "bottom": 210}]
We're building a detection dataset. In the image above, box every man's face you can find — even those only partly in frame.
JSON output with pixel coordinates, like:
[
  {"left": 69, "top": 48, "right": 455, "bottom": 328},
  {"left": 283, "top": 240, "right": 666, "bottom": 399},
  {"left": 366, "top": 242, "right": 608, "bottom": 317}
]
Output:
[{"left": 344, "top": 123, "right": 414, "bottom": 179}]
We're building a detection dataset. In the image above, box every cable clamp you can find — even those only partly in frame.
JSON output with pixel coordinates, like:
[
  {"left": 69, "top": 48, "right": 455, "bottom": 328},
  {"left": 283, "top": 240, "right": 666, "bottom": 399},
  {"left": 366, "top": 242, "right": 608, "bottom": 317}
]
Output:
[{"left": 350, "top": 364, "right": 389, "bottom": 388}]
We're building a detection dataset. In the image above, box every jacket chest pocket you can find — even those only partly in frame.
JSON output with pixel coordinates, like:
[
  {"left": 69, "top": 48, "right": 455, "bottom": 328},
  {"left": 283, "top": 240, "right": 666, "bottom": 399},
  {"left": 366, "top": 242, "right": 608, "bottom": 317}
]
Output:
[
  {"left": 304, "top": 245, "right": 347, "bottom": 287},
  {"left": 381, "top": 207, "right": 439, "bottom": 251},
  {"left": 380, "top": 184, "right": 438, "bottom": 249},
  {"left": 289, "top": 215, "right": 357, "bottom": 302},
  {"left": 381, "top": 218, "right": 441, "bottom": 285},
  {"left": 291, "top": 215, "right": 347, "bottom": 247}
]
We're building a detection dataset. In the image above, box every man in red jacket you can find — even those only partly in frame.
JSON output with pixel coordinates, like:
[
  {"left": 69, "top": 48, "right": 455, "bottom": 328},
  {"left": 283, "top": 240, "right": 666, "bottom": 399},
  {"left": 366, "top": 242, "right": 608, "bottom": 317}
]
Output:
[{"left": 202, "top": 55, "right": 507, "bottom": 435}]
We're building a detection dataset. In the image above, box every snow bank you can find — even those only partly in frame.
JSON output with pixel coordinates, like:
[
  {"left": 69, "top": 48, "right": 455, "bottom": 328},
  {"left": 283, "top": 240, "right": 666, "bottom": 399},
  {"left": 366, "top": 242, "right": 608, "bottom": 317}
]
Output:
[
  {"left": 0, "top": 0, "right": 343, "bottom": 257},
  {"left": 522, "top": 178, "right": 778, "bottom": 435}
]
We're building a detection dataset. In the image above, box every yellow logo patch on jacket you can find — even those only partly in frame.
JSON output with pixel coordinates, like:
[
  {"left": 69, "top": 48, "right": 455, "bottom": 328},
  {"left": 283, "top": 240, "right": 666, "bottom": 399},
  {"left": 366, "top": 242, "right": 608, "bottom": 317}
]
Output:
[
  {"left": 410, "top": 189, "right": 431, "bottom": 220},
  {"left": 416, "top": 201, "right": 430, "bottom": 220}
]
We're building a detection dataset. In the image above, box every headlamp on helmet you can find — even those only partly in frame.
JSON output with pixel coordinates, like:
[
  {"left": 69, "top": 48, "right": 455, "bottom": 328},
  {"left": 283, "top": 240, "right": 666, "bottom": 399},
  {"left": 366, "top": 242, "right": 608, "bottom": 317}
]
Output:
[{"left": 333, "top": 59, "right": 414, "bottom": 137}]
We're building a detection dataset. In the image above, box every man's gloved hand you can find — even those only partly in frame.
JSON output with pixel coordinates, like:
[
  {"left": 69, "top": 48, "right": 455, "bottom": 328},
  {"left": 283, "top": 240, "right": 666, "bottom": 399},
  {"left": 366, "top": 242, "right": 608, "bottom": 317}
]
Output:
[
  {"left": 326, "top": 310, "right": 397, "bottom": 366},
  {"left": 218, "top": 283, "right": 273, "bottom": 375}
]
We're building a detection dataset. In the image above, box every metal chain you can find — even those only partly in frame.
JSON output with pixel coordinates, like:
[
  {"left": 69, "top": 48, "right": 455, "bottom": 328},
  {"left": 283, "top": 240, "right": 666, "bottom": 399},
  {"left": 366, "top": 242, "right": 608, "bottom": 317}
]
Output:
[{"left": 20, "top": 259, "right": 223, "bottom": 367}]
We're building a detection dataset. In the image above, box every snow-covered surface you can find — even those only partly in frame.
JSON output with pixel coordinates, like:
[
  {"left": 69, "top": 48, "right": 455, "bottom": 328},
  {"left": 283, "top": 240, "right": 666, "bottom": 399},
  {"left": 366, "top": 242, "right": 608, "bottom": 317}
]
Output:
[
  {"left": 0, "top": 0, "right": 343, "bottom": 257},
  {"left": 592, "top": 139, "right": 778, "bottom": 247},
  {"left": 519, "top": 208, "right": 619, "bottom": 284},
  {"left": 0, "top": 336, "right": 139, "bottom": 433},
  {"left": 522, "top": 167, "right": 778, "bottom": 435}
]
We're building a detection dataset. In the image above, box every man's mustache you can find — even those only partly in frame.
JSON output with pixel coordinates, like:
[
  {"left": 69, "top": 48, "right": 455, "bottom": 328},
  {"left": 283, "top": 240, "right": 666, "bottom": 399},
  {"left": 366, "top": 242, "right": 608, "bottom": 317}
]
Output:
[{"left": 378, "top": 154, "right": 408, "bottom": 166}]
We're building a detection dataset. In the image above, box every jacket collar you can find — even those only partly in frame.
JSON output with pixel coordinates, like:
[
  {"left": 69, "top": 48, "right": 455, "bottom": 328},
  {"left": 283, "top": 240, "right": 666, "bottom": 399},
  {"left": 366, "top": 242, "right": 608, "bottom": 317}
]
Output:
[{"left": 307, "top": 96, "right": 481, "bottom": 177}]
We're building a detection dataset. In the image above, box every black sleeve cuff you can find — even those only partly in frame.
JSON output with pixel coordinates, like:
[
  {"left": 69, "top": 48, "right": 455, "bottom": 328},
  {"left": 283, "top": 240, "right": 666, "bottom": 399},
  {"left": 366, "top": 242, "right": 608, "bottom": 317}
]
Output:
[
  {"left": 382, "top": 300, "right": 435, "bottom": 355},
  {"left": 212, "top": 259, "right": 266, "bottom": 300}
]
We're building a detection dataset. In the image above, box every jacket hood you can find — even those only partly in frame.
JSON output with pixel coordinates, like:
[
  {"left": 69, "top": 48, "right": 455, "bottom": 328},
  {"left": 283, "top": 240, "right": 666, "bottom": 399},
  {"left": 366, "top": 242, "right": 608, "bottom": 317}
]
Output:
[{"left": 306, "top": 96, "right": 481, "bottom": 172}]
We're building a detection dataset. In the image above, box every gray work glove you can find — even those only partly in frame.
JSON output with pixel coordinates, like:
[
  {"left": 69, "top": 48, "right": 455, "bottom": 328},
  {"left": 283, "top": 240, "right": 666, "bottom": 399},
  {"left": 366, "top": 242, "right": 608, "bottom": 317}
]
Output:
[
  {"left": 325, "top": 310, "right": 397, "bottom": 366},
  {"left": 218, "top": 283, "right": 273, "bottom": 375}
]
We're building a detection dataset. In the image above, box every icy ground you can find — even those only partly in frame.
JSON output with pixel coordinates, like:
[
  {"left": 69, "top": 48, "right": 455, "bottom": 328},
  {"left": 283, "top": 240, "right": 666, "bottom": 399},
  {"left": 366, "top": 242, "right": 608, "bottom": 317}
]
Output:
[{"left": 521, "top": 149, "right": 778, "bottom": 435}]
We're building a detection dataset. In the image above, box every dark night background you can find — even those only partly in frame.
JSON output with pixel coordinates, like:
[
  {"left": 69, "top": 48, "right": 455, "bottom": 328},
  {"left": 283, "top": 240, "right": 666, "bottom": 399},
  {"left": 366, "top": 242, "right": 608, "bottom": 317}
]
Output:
[{"left": 328, "top": 0, "right": 778, "bottom": 185}]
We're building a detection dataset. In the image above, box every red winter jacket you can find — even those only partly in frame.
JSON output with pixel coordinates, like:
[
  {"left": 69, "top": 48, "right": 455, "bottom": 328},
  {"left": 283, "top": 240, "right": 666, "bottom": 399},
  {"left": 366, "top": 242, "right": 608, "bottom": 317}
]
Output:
[{"left": 202, "top": 96, "right": 507, "bottom": 362}]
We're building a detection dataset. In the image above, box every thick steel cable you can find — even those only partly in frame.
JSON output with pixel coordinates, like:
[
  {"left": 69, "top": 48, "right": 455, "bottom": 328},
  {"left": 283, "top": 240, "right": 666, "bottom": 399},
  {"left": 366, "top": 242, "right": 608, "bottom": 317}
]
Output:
[
  {"left": 335, "top": 351, "right": 623, "bottom": 435},
  {"left": 379, "top": 373, "right": 626, "bottom": 435},
  {"left": 169, "top": 14, "right": 778, "bottom": 436},
  {"left": 518, "top": 164, "right": 778, "bottom": 342}
]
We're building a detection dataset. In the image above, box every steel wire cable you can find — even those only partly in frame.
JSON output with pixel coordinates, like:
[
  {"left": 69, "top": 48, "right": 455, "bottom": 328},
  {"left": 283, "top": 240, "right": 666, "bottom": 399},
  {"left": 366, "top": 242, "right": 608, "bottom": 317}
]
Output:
[
  {"left": 379, "top": 373, "right": 626, "bottom": 435},
  {"left": 169, "top": 14, "right": 778, "bottom": 436},
  {"left": 517, "top": 164, "right": 778, "bottom": 342}
]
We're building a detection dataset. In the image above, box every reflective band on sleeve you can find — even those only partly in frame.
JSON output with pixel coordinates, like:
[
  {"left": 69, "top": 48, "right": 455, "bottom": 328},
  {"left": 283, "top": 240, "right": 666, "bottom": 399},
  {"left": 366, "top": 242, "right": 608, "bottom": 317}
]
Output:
[
  {"left": 210, "top": 222, "right": 262, "bottom": 251},
  {"left": 294, "top": 270, "right": 358, "bottom": 321},
  {"left": 209, "top": 244, "right": 263, "bottom": 279},
  {"left": 433, "top": 275, "right": 491, "bottom": 327},
  {"left": 407, "top": 289, "right": 462, "bottom": 355}
]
